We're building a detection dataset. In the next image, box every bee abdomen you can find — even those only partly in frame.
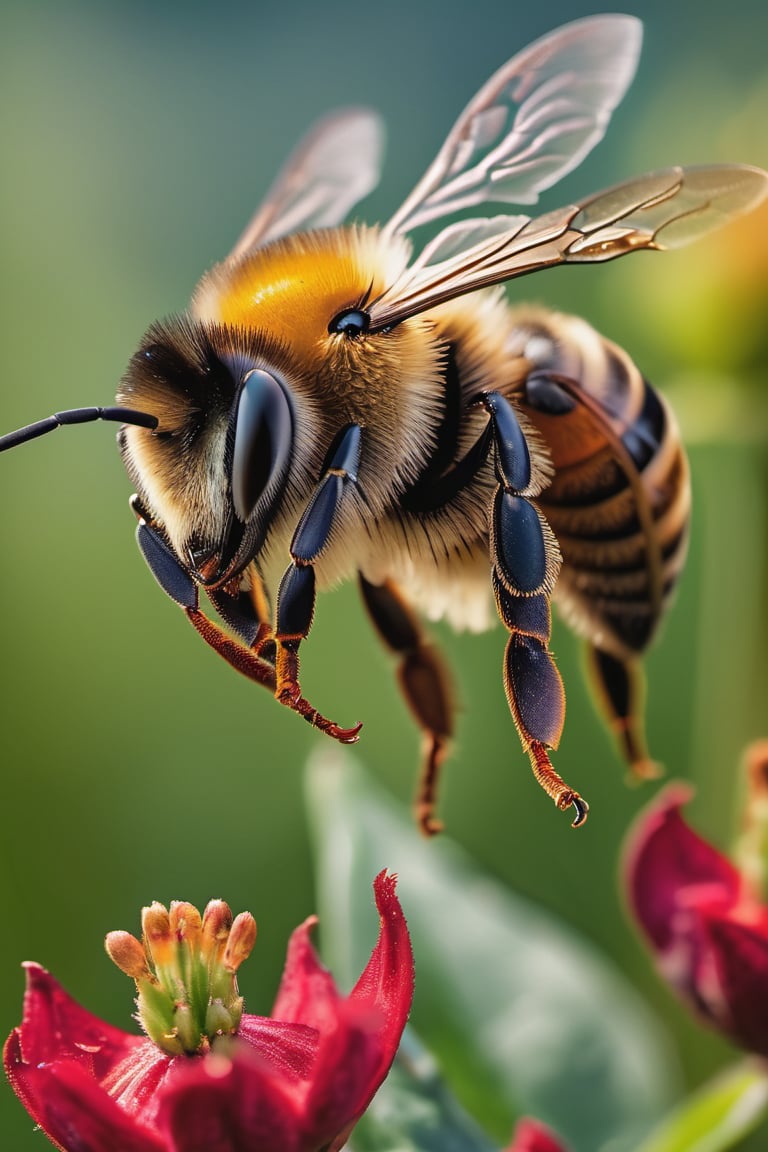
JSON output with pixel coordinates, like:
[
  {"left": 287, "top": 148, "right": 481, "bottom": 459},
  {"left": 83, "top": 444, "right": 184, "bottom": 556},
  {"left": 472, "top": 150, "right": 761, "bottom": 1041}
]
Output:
[
  {"left": 515, "top": 313, "right": 691, "bottom": 658},
  {"left": 547, "top": 390, "right": 688, "bottom": 651}
]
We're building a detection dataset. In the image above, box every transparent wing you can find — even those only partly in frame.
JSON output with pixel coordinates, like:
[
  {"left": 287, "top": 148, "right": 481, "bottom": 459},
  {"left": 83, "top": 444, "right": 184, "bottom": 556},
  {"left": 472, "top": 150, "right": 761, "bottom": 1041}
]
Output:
[
  {"left": 228, "top": 107, "right": 385, "bottom": 259},
  {"left": 383, "top": 14, "right": 642, "bottom": 239},
  {"left": 368, "top": 165, "right": 768, "bottom": 329}
]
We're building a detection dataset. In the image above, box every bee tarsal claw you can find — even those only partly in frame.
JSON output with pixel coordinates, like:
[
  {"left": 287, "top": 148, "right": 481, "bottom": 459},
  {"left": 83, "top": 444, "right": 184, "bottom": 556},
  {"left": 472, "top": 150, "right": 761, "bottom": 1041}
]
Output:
[
  {"left": 293, "top": 697, "right": 362, "bottom": 744},
  {"left": 566, "top": 793, "right": 590, "bottom": 828},
  {"left": 325, "top": 719, "right": 363, "bottom": 744}
]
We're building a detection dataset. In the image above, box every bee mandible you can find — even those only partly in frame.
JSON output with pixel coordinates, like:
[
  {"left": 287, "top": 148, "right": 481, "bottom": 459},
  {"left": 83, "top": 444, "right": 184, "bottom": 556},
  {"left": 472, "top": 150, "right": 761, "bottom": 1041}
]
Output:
[{"left": 3, "top": 15, "right": 766, "bottom": 833}]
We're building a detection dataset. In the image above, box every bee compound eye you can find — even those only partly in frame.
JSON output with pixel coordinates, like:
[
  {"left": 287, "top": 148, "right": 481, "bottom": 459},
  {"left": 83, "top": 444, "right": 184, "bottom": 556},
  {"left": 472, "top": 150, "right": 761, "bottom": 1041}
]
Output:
[
  {"left": 231, "top": 369, "right": 294, "bottom": 523},
  {"left": 328, "top": 308, "right": 370, "bottom": 337}
]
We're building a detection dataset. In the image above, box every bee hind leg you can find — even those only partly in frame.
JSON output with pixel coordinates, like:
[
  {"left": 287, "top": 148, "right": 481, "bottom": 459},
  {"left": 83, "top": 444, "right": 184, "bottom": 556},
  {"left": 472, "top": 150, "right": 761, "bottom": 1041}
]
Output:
[
  {"left": 585, "top": 644, "right": 661, "bottom": 781},
  {"left": 273, "top": 424, "right": 364, "bottom": 745},
  {"left": 480, "top": 390, "right": 588, "bottom": 826},
  {"left": 494, "top": 578, "right": 587, "bottom": 827},
  {"left": 359, "top": 574, "right": 455, "bottom": 837}
]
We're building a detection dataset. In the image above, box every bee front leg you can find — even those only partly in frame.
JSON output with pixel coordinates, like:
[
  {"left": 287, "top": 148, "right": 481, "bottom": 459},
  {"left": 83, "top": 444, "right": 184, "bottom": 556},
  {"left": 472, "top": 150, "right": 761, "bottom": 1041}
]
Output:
[
  {"left": 481, "top": 392, "right": 589, "bottom": 827},
  {"left": 134, "top": 516, "right": 276, "bottom": 690},
  {"left": 207, "top": 564, "right": 275, "bottom": 661},
  {"left": 273, "top": 424, "right": 364, "bottom": 745},
  {"left": 359, "top": 574, "right": 455, "bottom": 836}
]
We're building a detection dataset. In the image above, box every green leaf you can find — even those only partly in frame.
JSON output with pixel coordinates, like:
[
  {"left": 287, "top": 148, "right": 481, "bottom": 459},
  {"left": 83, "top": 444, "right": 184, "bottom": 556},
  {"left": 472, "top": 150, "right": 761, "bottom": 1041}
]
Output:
[
  {"left": 349, "top": 1030, "right": 497, "bottom": 1152},
  {"left": 635, "top": 1063, "right": 768, "bottom": 1152},
  {"left": 306, "top": 755, "right": 676, "bottom": 1152}
]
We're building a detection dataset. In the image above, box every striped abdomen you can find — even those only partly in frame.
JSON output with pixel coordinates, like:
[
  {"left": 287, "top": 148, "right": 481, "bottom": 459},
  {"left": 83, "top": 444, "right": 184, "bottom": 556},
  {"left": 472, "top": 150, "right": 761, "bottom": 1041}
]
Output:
[{"left": 510, "top": 309, "right": 690, "bottom": 660}]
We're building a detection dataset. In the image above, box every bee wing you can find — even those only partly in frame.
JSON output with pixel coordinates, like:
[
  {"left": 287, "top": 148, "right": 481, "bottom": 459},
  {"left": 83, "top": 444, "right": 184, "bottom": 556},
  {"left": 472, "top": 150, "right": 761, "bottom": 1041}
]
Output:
[
  {"left": 383, "top": 14, "right": 642, "bottom": 239},
  {"left": 229, "top": 107, "right": 385, "bottom": 259},
  {"left": 368, "top": 165, "right": 768, "bottom": 329}
]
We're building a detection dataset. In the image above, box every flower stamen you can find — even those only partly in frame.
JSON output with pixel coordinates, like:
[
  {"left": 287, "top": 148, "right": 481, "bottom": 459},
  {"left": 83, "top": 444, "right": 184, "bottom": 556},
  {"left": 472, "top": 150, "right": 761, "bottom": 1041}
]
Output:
[{"left": 105, "top": 899, "right": 257, "bottom": 1056}]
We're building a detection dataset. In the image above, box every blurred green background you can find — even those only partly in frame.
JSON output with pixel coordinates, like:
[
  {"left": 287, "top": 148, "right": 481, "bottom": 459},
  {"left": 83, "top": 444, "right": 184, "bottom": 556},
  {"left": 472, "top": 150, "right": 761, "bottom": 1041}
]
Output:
[{"left": 1, "top": 0, "right": 766, "bottom": 1148}]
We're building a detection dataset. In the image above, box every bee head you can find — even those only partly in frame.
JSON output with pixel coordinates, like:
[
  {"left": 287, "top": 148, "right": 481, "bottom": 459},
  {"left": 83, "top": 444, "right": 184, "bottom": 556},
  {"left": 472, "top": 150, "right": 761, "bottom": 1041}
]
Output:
[{"left": 117, "top": 317, "right": 295, "bottom": 585}]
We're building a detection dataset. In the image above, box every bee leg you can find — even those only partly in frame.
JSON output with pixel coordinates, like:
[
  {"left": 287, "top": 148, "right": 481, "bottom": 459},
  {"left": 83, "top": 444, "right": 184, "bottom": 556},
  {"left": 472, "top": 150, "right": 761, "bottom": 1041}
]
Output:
[
  {"left": 494, "top": 578, "right": 586, "bottom": 825},
  {"left": 480, "top": 391, "right": 588, "bottom": 827},
  {"left": 273, "top": 424, "right": 364, "bottom": 745},
  {"left": 207, "top": 563, "right": 275, "bottom": 662},
  {"left": 134, "top": 514, "right": 276, "bottom": 690},
  {"left": 585, "top": 644, "right": 661, "bottom": 780},
  {"left": 359, "top": 573, "right": 455, "bottom": 837}
]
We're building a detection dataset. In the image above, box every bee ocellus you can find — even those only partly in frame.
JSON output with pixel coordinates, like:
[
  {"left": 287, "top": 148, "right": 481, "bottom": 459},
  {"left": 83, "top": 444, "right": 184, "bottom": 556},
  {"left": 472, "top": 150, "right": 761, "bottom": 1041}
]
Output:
[{"left": 3, "top": 14, "right": 766, "bottom": 832}]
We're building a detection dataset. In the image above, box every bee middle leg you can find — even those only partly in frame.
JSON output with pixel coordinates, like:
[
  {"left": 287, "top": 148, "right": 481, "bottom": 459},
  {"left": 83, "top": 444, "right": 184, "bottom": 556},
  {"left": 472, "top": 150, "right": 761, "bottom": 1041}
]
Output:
[
  {"left": 480, "top": 391, "right": 588, "bottom": 826},
  {"left": 359, "top": 573, "right": 455, "bottom": 836},
  {"left": 273, "top": 424, "right": 364, "bottom": 744}
]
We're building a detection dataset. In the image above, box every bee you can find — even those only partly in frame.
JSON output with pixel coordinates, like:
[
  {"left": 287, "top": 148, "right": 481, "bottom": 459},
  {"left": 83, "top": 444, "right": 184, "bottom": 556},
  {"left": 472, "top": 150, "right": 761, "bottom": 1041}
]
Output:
[{"left": 2, "top": 15, "right": 766, "bottom": 833}]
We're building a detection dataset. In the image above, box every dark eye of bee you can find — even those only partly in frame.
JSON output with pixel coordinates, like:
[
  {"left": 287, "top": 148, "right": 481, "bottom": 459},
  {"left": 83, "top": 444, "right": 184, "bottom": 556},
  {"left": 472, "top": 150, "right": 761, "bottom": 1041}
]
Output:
[{"left": 328, "top": 309, "right": 370, "bottom": 337}]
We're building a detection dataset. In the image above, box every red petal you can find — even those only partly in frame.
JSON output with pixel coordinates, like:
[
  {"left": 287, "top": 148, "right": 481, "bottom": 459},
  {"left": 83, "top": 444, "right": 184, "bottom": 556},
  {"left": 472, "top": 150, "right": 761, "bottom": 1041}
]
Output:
[
  {"left": 4, "top": 1030, "right": 166, "bottom": 1152},
  {"left": 348, "top": 872, "right": 414, "bottom": 1055},
  {"left": 302, "top": 872, "right": 414, "bottom": 1150},
  {"left": 5, "top": 965, "right": 173, "bottom": 1147},
  {"left": 504, "top": 1117, "right": 570, "bottom": 1151},
  {"left": 236, "top": 1016, "right": 318, "bottom": 1082},
  {"left": 15, "top": 963, "right": 142, "bottom": 1075},
  {"left": 271, "top": 915, "right": 342, "bottom": 1035},
  {"left": 156, "top": 1046, "right": 302, "bottom": 1152},
  {"left": 624, "top": 785, "right": 741, "bottom": 951},
  {"left": 706, "top": 916, "right": 768, "bottom": 1057},
  {"left": 301, "top": 999, "right": 389, "bottom": 1150},
  {"left": 99, "top": 1039, "right": 176, "bottom": 1127}
]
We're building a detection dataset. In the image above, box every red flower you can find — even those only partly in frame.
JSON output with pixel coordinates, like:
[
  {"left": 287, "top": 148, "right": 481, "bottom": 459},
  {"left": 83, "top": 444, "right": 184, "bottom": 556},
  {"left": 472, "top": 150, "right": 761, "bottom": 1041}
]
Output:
[
  {"left": 625, "top": 757, "right": 768, "bottom": 1057},
  {"left": 4, "top": 871, "right": 413, "bottom": 1152},
  {"left": 503, "top": 1117, "right": 570, "bottom": 1151}
]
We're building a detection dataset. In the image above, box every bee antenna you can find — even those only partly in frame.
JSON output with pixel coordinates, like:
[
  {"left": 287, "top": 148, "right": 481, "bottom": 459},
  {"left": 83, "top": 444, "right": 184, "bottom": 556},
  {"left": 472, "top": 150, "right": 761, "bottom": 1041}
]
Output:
[{"left": 0, "top": 406, "right": 158, "bottom": 453}]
